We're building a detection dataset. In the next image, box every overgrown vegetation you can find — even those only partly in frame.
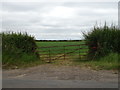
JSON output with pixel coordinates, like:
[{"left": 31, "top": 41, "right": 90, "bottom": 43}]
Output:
[
  {"left": 83, "top": 24, "right": 120, "bottom": 60},
  {"left": 74, "top": 53, "right": 119, "bottom": 70},
  {"left": 81, "top": 24, "right": 119, "bottom": 70},
  {"left": 2, "top": 32, "right": 40, "bottom": 69}
]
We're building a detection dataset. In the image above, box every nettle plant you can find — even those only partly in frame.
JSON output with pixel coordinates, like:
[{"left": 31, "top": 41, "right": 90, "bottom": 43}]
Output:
[{"left": 83, "top": 24, "right": 120, "bottom": 60}]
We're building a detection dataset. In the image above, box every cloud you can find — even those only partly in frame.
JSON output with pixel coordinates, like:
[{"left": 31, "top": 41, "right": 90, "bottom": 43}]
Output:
[
  {"left": 2, "top": 0, "right": 119, "bottom": 2},
  {"left": 1, "top": 1, "right": 118, "bottom": 40},
  {"left": 41, "top": 6, "right": 77, "bottom": 19}
]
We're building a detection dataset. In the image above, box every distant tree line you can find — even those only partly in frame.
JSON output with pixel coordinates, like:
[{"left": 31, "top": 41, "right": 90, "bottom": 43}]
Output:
[{"left": 35, "top": 40, "right": 84, "bottom": 42}]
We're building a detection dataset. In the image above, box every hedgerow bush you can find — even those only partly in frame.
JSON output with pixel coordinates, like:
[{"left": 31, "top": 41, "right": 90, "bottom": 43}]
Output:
[
  {"left": 2, "top": 32, "right": 39, "bottom": 68},
  {"left": 83, "top": 24, "right": 120, "bottom": 60}
]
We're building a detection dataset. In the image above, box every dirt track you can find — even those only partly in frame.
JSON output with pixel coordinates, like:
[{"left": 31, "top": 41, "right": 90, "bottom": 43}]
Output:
[
  {"left": 3, "top": 64, "right": 118, "bottom": 81},
  {"left": 2, "top": 64, "right": 118, "bottom": 88}
]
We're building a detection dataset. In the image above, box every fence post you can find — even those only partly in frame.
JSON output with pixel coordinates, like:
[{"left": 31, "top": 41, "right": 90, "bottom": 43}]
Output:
[
  {"left": 79, "top": 45, "right": 81, "bottom": 60},
  {"left": 39, "top": 53, "right": 41, "bottom": 60},
  {"left": 49, "top": 48, "right": 51, "bottom": 63},
  {"left": 64, "top": 46, "right": 66, "bottom": 60}
]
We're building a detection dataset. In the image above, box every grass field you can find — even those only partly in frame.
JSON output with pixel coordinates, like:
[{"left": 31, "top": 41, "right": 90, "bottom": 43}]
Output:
[{"left": 36, "top": 41, "right": 88, "bottom": 55}]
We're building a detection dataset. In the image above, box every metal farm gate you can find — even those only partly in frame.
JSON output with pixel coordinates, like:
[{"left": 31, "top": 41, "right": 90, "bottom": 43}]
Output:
[{"left": 38, "top": 43, "right": 88, "bottom": 63}]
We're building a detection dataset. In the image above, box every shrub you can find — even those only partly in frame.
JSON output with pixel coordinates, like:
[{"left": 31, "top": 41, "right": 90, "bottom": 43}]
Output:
[
  {"left": 2, "top": 32, "right": 39, "bottom": 68},
  {"left": 83, "top": 24, "right": 120, "bottom": 60}
]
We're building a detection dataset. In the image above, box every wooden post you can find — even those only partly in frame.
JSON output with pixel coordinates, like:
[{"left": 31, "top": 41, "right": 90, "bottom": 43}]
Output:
[
  {"left": 39, "top": 54, "right": 41, "bottom": 60},
  {"left": 64, "top": 46, "right": 65, "bottom": 60},
  {"left": 79, "top": 45, "right": 81, "bottom": 60},
  {"left": 49, "top": 48, "right": 51, "bottom": 63}
]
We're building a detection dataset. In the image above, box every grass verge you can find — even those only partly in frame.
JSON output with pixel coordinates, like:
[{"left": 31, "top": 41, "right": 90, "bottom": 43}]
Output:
[
  {"left": 73, "top": 53, "right": 119, "bottom": 70},
  {"left": 3, "top": 52, "right": 45, "bottom": 69}
]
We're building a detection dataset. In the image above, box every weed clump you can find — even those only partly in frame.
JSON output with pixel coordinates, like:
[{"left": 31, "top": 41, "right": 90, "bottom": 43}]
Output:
[
  {"left": 83, "top": 24, "right": 120, "bottom": 60},
  {"left": 2, "top": 32, "right": 39, "bottom": 69}
]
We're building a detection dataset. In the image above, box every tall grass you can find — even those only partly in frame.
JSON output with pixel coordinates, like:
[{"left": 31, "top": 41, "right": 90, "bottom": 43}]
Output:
[
  {"left": 74, "top": 53, "right": 119, "bottom": 70},
  {"left": 94, "top": 53, "right": 119, "bottom": 70},
  {"left": 2, "top": 32, "right": 40, "bottom": 69},
  {"left": 83, "top": 24, "right": 120, "bottom": 59}
]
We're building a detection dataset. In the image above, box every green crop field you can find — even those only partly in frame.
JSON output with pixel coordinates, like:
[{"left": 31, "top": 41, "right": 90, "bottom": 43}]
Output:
[
  {"left": 36, "top": 41, "right": 88, "bottom": 55},
  {"left": 36, "top": 41, "right": 85, "bottom": 47}
]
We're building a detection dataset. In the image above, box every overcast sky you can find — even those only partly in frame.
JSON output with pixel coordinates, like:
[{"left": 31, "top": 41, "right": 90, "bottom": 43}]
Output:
[{"left": 1, "top": 0, "right": 119, "bottom": 40}]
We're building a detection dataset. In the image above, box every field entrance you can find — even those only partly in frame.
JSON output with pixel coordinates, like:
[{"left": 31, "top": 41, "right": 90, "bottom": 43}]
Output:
[{"left": 36, "top": 41, "right": 88, "bottom": 63}]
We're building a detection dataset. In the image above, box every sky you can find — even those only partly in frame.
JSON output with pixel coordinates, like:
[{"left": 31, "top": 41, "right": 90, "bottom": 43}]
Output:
[{"left": 0, "top": 0, "right": 119, "bottom": 40}]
